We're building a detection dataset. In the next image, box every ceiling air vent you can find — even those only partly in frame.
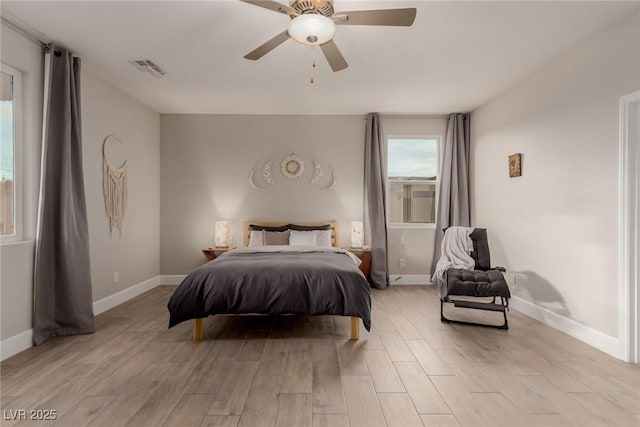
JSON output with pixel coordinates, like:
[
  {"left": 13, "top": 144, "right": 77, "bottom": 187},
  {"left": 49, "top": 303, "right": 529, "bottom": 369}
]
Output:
[{"left": 128, "top": 59, "right": 166, "bottom": 78}]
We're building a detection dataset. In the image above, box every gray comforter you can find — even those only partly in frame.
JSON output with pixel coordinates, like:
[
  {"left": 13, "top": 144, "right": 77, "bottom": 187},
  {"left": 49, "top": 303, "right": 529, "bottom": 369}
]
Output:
[{"left": 167, "top": 246, "right": 372, "bottom": 331}]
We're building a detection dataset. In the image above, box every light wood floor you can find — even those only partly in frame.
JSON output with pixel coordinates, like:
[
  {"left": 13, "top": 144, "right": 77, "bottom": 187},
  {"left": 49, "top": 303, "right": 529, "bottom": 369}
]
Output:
[{"left": 1, "top": 285, "right": 639, "bottom": 427}]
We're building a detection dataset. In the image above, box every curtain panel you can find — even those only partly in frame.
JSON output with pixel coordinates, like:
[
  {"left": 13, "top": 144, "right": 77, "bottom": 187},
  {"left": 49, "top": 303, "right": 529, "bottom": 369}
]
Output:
[
  {"left": 33, "top": 46, "right": 94, "bottom": 345},
  {"left": 431, "top": 113, "right": 471, "bottom": 275},
  {"left": 364, "top": 113, "right": 389, "bottom": 289}
]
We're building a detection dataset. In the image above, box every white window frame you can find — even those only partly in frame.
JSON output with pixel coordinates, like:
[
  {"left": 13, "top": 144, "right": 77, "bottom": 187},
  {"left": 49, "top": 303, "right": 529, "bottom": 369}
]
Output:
[
  {"left": 386, "top": 135, "right": 441, "bottom": 229},
  {"left": 0, "top": 63, "right": 23, "bottom": 243}
]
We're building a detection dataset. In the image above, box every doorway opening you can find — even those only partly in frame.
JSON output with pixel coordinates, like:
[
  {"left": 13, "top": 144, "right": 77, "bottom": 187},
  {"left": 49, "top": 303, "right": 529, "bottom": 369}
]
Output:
[{"left": 619, "top": 90, "right": 640, "bottom": 364}]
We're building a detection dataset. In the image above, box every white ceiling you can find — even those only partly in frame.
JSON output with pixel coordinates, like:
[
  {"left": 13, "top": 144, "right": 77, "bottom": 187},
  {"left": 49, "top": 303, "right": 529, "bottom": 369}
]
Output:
[{"left": 2, "top": 1, "right": 638, "bottom": 114}]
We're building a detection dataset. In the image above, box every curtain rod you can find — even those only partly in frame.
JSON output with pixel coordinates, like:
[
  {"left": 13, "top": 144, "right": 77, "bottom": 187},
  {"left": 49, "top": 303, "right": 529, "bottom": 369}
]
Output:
[
  {"left": 1, "top": 16, "right": 49, "bottom": 48},
  {"left": 364, "top": 114, "right": 450, "bottom": 120}
]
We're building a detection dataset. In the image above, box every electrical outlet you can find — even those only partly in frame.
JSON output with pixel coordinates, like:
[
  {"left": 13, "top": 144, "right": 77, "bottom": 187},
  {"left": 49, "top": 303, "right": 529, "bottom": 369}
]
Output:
[
  {"left": 400, "top": 237, "right": 406, "bottom": 245},
  {"left": 400, "top": 258, "right": 406, "bottom": 269},
  {"left": 113, "top": 272, "right": 119, "bottom": 283}
]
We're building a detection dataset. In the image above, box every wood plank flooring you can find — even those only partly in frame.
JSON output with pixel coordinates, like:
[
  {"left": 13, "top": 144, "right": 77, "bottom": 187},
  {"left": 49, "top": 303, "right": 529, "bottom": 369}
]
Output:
[{"left": 1, "top": 285, "right": 639, "bottom": 426}]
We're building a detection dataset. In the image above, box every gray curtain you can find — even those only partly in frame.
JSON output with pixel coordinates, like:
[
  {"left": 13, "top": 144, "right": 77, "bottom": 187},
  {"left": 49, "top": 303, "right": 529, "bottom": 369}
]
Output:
[
  {"left": 430, "top": 113, "right": 471, "bottom": 275},
  {"left": 364, "top": 113, "right": 389, "bottom": 289},
  {"left": 33, "top": 46, "right": 94, "bottom": 345}
]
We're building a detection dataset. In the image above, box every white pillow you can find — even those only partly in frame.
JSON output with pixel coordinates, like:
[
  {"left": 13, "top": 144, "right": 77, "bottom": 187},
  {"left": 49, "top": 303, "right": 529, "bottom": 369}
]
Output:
[
  {"left": 315, "top": 230, "right": 332, "bottom": 247},
  {"left": 248, "top": 230, "right": 264, "bottom": 247},
  {"left": 289, "top": 230, "right": 317, "bottom": 246}
]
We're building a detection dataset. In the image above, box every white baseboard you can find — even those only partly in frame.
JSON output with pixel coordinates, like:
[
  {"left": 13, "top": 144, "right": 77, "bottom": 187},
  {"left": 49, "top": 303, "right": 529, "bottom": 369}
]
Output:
[
  {"left": 510, "top": 296, "right": 622, "bottom": 360},
  {"left": 389, "top": 275, "right": 431, "bottom": 285},
  {"left": 160, "top": 275, "right": 186, "bottom": 285},
  {"left": 1, "top": 275, "right": 162, "bottom": 361},
  {"left": 0, "top": 328, "right": 33, "bottom": 361},
  {"left": 93, "top": 276, "right": 161, "bottom": 315}
]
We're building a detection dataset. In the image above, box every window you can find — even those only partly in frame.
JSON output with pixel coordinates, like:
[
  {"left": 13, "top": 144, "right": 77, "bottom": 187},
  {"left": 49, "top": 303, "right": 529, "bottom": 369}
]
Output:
[
  {"left": 387, "top": 137, "right": 439, "bottom": 226},
  {"left": 0, "top": 64, "right": 21, "bottom": 241}
]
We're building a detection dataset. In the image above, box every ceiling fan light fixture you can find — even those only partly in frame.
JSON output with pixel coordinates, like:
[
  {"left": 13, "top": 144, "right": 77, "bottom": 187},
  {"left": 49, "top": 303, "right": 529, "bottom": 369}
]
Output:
[{"left": 288, "top": 14, "right": 336, "bottom": 46}]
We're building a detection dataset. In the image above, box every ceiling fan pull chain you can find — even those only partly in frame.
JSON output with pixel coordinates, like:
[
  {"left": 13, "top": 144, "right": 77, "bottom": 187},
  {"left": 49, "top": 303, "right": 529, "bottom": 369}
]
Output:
[
  {"left": 310, "top": 46, "right": 317, "bottom": 84},
  {"left": 312, "top": 58, "right": 317, "bottom": 83}
]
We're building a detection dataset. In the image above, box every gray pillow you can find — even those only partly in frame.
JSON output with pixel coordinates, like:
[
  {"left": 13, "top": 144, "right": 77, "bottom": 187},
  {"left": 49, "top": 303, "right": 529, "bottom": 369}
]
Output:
[
  {"left": 290, "top": 223, "right": 331, "bottom": 231},
  {"left": 263, "top": 230, "right": 290, "bottom": 245},
  {"left": 249, "top": 224, "right": 290, "bottom": 232}
]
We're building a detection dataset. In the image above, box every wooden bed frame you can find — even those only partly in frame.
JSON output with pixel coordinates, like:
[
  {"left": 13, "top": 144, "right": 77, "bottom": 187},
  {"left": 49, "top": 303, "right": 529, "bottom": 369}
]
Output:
[
  {"left": 192, "top": 220, "right": 361, "bottom": 341},
  {"left": 193, "top": 316, "right": 359, "bottom": 341}
]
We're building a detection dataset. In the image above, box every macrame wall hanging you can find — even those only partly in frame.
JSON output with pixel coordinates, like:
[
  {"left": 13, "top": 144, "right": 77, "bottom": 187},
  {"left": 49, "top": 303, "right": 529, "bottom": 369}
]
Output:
[{"left": 102, "top": 135, "right": 128, "bottom": 237}]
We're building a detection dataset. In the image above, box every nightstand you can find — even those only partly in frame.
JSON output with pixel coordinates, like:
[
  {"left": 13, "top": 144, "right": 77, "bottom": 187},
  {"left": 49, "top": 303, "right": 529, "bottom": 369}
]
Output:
[
  {"left": 202, "top": 247, "right": 235, "bottom": 262},
  {"left": 343, "top": 247, "right": 372, "bottom": 281}
]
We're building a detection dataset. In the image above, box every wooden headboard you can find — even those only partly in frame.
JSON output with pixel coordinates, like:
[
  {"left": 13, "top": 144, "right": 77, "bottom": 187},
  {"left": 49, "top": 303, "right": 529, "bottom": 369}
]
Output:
[{"left": 243, "top": 221, "right": 339, "bottom": 247}]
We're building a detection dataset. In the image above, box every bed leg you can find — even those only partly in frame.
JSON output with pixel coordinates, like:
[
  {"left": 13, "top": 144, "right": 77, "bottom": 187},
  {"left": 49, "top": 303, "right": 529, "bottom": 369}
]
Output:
[
  {"left": 193, "top": 318, "right": 204, "bottom": 341},
  {"left": 350, "top": 317, "right": 359, "bottom": 340}
]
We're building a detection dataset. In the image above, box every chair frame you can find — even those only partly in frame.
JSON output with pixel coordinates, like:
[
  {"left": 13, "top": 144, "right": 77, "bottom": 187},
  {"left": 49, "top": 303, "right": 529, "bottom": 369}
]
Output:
[{"left": 440, "top": 295, "right": 509, "bottom": 330}]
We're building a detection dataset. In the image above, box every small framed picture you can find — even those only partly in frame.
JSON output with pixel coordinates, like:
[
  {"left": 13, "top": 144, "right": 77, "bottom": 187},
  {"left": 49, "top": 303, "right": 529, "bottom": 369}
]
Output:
[{"left": 508, "top": 153, "right": 522, "bottom": 177}]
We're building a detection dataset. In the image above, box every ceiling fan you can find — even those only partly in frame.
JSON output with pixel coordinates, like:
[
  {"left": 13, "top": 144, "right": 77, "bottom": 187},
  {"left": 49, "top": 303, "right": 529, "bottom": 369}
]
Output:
[{"left": 240, "top": 0, "right": 417, "bottom": 72}]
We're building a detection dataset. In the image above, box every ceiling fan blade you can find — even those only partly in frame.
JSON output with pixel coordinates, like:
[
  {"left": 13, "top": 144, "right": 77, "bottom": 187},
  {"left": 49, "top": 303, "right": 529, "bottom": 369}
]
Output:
[
  {"left": 320, "top": 40, "right": 348, "bottom": 72},
  {"left": 333, "top": 8, "right": 416, "bottom": 26},
  {"left": 244, "top": 30, "right": 291, "bottom": 60},
  {"left": 239, "top": 0, "right": 297, "bottom": 16}
]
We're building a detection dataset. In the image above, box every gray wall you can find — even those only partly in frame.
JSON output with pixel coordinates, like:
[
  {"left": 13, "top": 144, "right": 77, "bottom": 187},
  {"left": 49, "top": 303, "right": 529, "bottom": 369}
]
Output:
[
  {"left": 160, "top": 114, "right": 446, "bottom": 277},
  {"left": 160, "top": 115, "right": 364, "bottom": 274},
  {"left": 470, "top": 12, "right": 640, "bottom": 337},
  {"left": 82, "top": 70, "right": 160, "bottom": 301}
]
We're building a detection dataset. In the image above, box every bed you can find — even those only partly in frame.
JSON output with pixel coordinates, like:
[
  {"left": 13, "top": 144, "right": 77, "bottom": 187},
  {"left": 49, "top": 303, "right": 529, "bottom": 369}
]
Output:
[{"left": 167, "top": 221, "right": 371, "bottom": 341}]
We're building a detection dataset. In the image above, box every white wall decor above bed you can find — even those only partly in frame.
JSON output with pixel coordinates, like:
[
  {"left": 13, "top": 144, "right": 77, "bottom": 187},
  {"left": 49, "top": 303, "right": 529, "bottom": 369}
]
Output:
[
  {"left": 321, "top": 167, "right": 337, "bottom": 192},
  {"left": 281, "top": 153, "right": 304, "bottom": 179},
  {"left": 249, "top": 167, "right": 265, "bottom": 191},
  {"left": 248, "top": 154, "right": 337, "bottom": 191},
  {"left": 311, "top": 160, "right": 323, "bottom": 184},
  {"left": 262, "top": 160, "right": 275, "bottom": 185}
]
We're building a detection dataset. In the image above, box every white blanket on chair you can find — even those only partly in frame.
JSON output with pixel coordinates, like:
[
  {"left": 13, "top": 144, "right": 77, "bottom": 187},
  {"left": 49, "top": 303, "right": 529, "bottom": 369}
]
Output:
[{"left": 432, "top": 226, "right": 475, "bottom": 297}]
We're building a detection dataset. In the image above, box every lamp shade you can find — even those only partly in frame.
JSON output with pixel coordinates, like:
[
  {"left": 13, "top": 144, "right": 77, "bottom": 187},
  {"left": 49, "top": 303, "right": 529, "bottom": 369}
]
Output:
[
  {"left": 350, "top": 221, "right": 364, "bottom": 248},
  {"left": 288, "top": 14, "right": 336, "bottom": 46},
  {"left": 215, "top": 221, "right": 231, "bottom": 247}
]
